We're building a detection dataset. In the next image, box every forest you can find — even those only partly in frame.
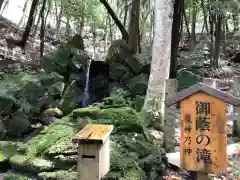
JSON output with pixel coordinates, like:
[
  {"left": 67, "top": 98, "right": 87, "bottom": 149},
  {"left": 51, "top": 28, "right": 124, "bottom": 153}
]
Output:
[{"left": 0, "top": 0, "right": 239, "bottom": 179}]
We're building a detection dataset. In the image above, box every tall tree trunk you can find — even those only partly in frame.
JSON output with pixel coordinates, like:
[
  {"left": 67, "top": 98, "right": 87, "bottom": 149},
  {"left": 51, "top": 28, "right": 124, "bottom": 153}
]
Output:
[
  {"left": 128, "top": 0, "right": 141, "bottom": 53},
  {"left": 123, "top": 0, "right": 128, "bottom": 27},
  {"left": 142, "top": 0, "right": 173, "bottom": 125},
  {"left": 232, "top": 13, "right": 239, "bottom": 32},
  {"left": 0, "top": 0, "right": 8, "bottom": 15},
  {"left": 0, "top": 0, "right": 4, "bottom": 11},
  {"left": 17, "top": 0, "right": 39, "bottom": 48},
  {"left": 39, "top": 0, "right": 47, "bottom": 59},
  {"left": 213, "top": 13, "right": 222, "bottom": 69},
  {"left": 100, "top": 0, "right": 129, "bottom": 42},
  {"left": 200, "top": 0, "right": 209, "bottom": 34},
  {"left": 55, "top": 0, "right": 63, "bottom": 39},
  {"left": 169, "top": 0, "right": 184, "bottom": 78},
  {"left": 191, "top": 0, "right": 197, "bottom": 44},
  {"left": 18, "top": 0, "right": 30, "bottom": 27},
  {"left": 33, "top": 11, "right": 41, "bottom": 36},
  {"left": 183, "top": 6, "right": 190, "bottom": 38}
]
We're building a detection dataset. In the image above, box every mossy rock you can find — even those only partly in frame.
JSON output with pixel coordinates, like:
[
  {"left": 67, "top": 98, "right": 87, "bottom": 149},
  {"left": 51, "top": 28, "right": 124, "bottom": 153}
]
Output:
[
  {"left": 102, "top": 96, "right": 127, "bottom": 108},
  {"left": 134, "top": 95, "right": 145, "bottom": 112},
  {"left": 2, "top": 172, "right": 34, "bottom": 180},
  {"left": 42, "top": 108, "right": 63, "bottom": 117},
  {"left": 98, "top": 107, "right": 142, "bottom": 126},
  {"left": 45, "top": 136, "right": 78, "bottom": 156},
  {"left": 176, "top": 70, "right": 202, "bottom": 91},
  {"left": 38, "top": 170, "right": 77, "bottom": 180},
  {"left": 0, "top": 141, "right": 25, "bottom": 158},
  {"left": 25, "top": 121, "right": 75, "bottom": 157},
  {"left": 72, "top": 106, "right": 101, "bottom": 119},
  {"left": 10, "top": 155, "right": 54, "bottom": 173},
  {"left": 39, "top": 72, "right": 64, "bottom": 86}
]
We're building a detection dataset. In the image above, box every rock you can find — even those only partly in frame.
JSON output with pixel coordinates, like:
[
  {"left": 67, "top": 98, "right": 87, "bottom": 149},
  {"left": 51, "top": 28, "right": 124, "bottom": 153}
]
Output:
[
  {"left": 105, "top": 39, "right": 133, "bottom": 64},
  {"left": 233, "top": 119, "right": 240, "bottom": 137},
  {"left": 0, "top": 95, "right": 16, "bottom": 116},
  {"left": 134, "top": 95, "right": 145, "bottom": 112},
  {"left": 58, "top": 81, "right": 82, "bottom": 114},
  {"left": 231, "top": 52, "right": 240, "bottom": 63},
  {"left": 126, "top": 74, "right": 149, "bottom": 96},
  {"left": 148, "top": 129, "right": 164, "bottom": 149},
  {"left": 4, "top": 111, "right": 31, "bottom": 137},
  {"left": 67, "top": 34, "right": 84, "bottom": 50},
  {"left": 109, "top": 62, "right": 132, "bottom": 82},
  {"left": 176, "top": 70, "right": 202, "bottom": 91},
  {"left": 125, "top": 53, "right": 150, "bottom": 74},
  {"left": 72, "top": 106, "right": 101, "bottom": 119},
  {"left": 25, "top": 118, "right": 75, "bottom": 157},
  {"left": 42, "top": 108, "right": 63, "bottom": 117},
  {"left": 10, "top": 155, "right": 55, "bottom": 173},
  {"left": 0, "top": 119, "right": 6, "bottom": 139},
  {"left": 38, "top": 170, "right": 77, "bottom": 180}
]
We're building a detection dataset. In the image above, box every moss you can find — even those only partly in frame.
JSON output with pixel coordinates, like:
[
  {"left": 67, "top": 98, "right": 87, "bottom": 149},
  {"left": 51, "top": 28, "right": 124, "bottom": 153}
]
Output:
[
  {"left": 46, "top": 136, "right": 78, "bottom": 156},
  {"left": 26, "top": 122, "right": 75, "bottom": 157},
  {"left": 10, "top": 155, "right": 54, "bottom": 173},
  {"left": 102, "top": 96, "right": 127, "bottom": 108},
  {"left": 3, "top": 172, "right": 32, "bottom": 180},
  {"left": 0, "top": 141, "right": 25, "bottom": 158},
  {"left": 38, "top": 170, "right": 77, "bottom": 180},
  {"left": 72, "top": 106, "right": 101, "bottom": 119},
  {"left": 98, "top": 107, "right": 142, "bottom": 126},
  {"left": 42, "top": 108, "right": 63, "bottom": 117},
  {"left": 120, "top": 166, "right": 146, "bottom": 180}
]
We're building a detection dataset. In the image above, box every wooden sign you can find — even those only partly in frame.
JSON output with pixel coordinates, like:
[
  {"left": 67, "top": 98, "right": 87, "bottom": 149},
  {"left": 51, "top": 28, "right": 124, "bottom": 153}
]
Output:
[
  {"left": 72, "top": 124, "right": 114, "bottom": 180},
  {"left": 165, "top": 82, "right": 240, "bottom": 175}
]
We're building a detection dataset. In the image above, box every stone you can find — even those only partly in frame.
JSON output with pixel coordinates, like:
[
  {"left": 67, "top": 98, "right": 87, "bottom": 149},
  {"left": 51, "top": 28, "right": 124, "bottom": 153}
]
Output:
[
  {"left": 72, "top": 106, "right": 101, "bottom": 119},
  {"left": 42, "top": 108, "right": 63, "bottom": 118},
  {"left": 38, "top": 170, "right": 77, "bottom": 180},
  {"left": 4, "top": 111, "right": 31, "bottom": 137},
  {"left": 58, "top": 81, "right": 82, "bottom": 114},
  {"left": 126, "top": 74, "right": 149, "bottom": 96},
  {"left": 0, "top": 120, "right": 6, "bottom": 140},
  {"left": 67, "top": 34, "right": 84, "bottom": 50},
  {"left": 109, "top": 62, "right": 132, "bottom": 82},
  {"left": 105, "top": 39, "right": 133, "bottom": 64},
  {"left": 148, "top": 129, "right": 164, "bottom": 149},
  {"left": 10, "top": 155, "right": 55, "bottom": 173},
  {"left": 176, "top": 70, "right": 202, "bottom": 91},
  {"left": 134, "top": 95, "right": 145, "bottom": 112},
  {"left": 125, "top": 53, "right": 150, "bottom": 74}
]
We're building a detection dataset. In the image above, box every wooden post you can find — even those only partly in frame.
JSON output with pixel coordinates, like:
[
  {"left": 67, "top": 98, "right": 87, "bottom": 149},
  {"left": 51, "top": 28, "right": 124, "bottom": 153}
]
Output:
[
  {"left": 72, "top": 124, "right": 114, "bottom": 180},
  {"left": 165, "top": 82, "right": 240, "bottom": 177}
]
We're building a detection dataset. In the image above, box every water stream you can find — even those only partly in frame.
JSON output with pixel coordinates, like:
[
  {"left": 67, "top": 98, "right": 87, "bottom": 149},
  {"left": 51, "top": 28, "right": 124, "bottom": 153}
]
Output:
[{"left": 82, "top": 58, "right": 92, "bottom": 108}]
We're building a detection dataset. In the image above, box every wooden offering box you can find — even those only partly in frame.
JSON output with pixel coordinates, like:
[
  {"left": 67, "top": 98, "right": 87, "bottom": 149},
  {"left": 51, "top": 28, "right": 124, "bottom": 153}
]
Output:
[{"left": 72, "top": 124, "right": 114, "bottom": 180}]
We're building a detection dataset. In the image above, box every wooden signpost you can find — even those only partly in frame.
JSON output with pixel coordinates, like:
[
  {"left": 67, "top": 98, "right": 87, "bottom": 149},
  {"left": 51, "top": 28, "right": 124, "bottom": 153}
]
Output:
[
  {"left": 165, "top": 82, "right": 240, "bottom": 179},
  {"left": 72, "top": 124, "right": 114, "bottom": 180}
]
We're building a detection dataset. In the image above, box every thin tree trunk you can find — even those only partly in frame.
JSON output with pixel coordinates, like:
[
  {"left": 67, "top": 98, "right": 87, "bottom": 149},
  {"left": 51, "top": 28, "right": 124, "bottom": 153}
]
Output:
[
  {"left": 123, "top": 0, "right": 128, "bottom": 27},
  {"left": 17, "top": 0, "right": 39, "bottom": 48},
  {"left": 39, "top": 0, "right": 47, "bottom": 59},
  {"left": 100, "top": 0, "right": 129, "bottom": 42},
  {"left": 170, "top": 0, "right": 184, "bottom": 78},
  {"left": 18, "top": 0, "right": 29, "bottom": 27},
  {"left": 0, "top": 0, "right": 4, "bottom": 11},
  {"left": 128, "top": 0, "right": 141, "bottom": 53},
  {"left": 55, "top": 0, "right": 63, "bottom": 39},
  {"left": 33, "top": 11, "right": 41, "bottom": 36},
  {"left": 191, "top": 0, "right": 197, "bottom": 44},
  {"left": 183, "top": 6, "right": 190, "bottom": 38},
  {"left": 213, "top": 14, "right": 222, "bottom": 69},
  {"left": 200, "top": 0, "right": 209, "bottom": 34}
]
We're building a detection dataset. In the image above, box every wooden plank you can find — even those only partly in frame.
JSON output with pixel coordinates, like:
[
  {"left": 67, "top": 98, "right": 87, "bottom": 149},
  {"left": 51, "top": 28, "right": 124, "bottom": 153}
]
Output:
[
  {"left": 72, "top": 124, "right": 114, "bottom": 144},
  {"left": 180, "top": 92, "right": 228, "bottom": 175},
  {"left": 165, "top": 82, "right": 240, "bottom": 107}
]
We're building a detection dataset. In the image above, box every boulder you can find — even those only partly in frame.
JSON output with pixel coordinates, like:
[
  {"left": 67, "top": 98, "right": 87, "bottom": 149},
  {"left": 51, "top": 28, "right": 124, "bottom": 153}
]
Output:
[
  {"left": 0, "top": 119, "right": 6, "bottom": 139},
  {"left": 176, "top": 70, "right": 202, "bottom": 91},
  {"left": 109, "top": 62, "right": 133, "bottom": 82},
  {"left": 126, "top": 74, "right": 149, "bottom": 96},
  {"left": 58, "top": 81, "right": 82, "bottom": 114},
  {"left": 125, "top": 53, "right": 151, "bottom": 74},
  {"left": 105, "top": 39, "right": 133, "bottom": 64},
  {"left": 4, "top": 111, "right": 31, "bottom": 137},
  {"left": 67, "top": 34, "right": 84, "bottom": 50}
]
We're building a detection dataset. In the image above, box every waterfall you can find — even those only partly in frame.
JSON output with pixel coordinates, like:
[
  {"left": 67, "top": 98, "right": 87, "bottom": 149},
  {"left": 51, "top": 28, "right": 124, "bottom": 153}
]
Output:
[{"left": 82, "top": 58, "right": 92, "bottom": 108}]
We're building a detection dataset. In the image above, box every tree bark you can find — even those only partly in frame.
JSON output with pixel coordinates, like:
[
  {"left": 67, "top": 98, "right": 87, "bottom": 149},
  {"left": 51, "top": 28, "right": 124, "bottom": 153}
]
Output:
[
  {"left": 17, "top": 0, "right": 39, "bottom": 48},
  {"left": 100, "top": 0, "right": 128, "bottom": 42},
  {"left": 39, "top": 0, "right": 47, "bottom": 59},
  {"left": 143, "top": 0, "right": 173, "bottom": 125},
  {"left": 128, "top": 0, "right": 141, "bottom": 53},
  {"left": 183, "top": 6, "right": 190, "bottom": 38},
  {"left": 169, "top": 0, "right": 184, "bottom": 78},
  {"left": 123, "top": 0, "right": 128, "bottom": 27},
  {"left": 191, "top": 0, "right": 197, "bottom": 44},
  {"left": 200, "top": 0, "right": 209, "bottom": 34},
  {"left": 0, "top": 0, "right": 4, "bottom": 11},
  {"left": 213, "top": 13, "right": 222, "bottom": 69}
]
